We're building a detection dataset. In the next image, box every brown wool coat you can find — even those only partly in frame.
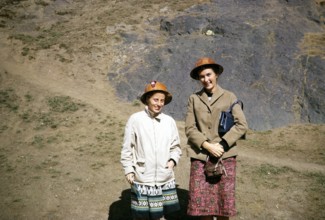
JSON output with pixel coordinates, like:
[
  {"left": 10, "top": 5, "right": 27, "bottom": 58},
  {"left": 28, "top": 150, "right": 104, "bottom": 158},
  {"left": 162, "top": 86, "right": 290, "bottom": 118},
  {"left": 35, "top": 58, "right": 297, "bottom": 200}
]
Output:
[{"left": 185, "top": 85, "right": 248, "bottom": 161}]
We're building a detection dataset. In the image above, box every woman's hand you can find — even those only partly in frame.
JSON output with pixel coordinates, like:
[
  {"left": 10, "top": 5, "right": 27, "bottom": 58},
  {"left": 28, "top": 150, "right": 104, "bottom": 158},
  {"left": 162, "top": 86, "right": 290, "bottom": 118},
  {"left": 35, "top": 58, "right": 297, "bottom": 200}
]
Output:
[
  {"left": 166, "top": 160, "right": 175, "bottom": 169},
  {"left": 125, "top": 173, "right": 135, "bottom": 184},
  {"left": 202, "top": 141, "right": 224, "bottom": 157}
]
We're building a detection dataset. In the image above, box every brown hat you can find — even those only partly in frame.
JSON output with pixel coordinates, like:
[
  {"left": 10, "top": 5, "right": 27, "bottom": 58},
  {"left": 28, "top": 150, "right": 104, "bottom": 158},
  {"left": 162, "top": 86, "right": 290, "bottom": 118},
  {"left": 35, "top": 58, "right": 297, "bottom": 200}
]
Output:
[
  {"left": 190, "top": 57, "right": 224, "bottom": 80},
  {"left": 140, "top": 81, "right": 173, "bottom": 105}
]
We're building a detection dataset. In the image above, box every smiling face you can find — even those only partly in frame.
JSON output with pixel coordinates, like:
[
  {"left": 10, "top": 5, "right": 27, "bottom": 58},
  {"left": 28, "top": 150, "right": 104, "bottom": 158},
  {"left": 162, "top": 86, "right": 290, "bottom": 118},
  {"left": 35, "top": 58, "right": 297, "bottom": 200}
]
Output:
[
  {"left": 198, "top": 68, "right": 219, "bottom": 93},
  {"left": 146, "top": 92, "right": 166, "bottom": 117}
]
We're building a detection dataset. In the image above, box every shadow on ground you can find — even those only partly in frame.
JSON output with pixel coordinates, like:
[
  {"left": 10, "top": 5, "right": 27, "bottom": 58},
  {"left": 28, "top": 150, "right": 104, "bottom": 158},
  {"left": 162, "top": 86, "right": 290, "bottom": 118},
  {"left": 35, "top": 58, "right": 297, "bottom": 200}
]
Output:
[{"left": 108, "top": 187, "right": 199, "bottom": 220}]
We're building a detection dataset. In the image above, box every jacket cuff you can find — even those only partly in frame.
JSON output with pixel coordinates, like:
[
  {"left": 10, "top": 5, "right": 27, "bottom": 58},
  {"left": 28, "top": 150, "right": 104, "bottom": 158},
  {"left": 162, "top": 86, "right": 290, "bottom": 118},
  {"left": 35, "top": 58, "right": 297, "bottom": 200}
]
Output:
[
  {"left": 219, "top": 139, "right": 230, "bottom": 151},
  {"left": 169, "top": 159, "right": 177, "bottom": 166},
  {"left": 124, "top": 167, "right": 135, "bottom": 175}
]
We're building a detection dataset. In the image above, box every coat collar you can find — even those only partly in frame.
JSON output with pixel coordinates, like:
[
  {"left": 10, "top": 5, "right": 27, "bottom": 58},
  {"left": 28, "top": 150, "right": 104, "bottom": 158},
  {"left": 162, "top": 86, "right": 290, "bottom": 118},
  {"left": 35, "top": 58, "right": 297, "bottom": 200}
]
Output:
[
  {"left": 196, "top": 85, "right": 224, "bottom": 108},
  {"left": 144, "top": 106, "right": 162, "bottom": 121}
]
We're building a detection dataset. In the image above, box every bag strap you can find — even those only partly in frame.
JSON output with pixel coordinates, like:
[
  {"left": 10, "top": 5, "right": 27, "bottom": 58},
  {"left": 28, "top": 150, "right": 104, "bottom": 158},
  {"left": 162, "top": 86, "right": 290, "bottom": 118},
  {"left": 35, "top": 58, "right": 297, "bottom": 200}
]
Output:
[
  {"left": 206, "top": 155, "right": 222, "bottom": 167},
  {"left": 228, "top": 100, "right": 243, "bottom": 112},
  {"left": 206, "top": 155, "right": 228, "bottom": 176},
  {"left": 219, "top": 159, "right": 227, "bottom": 176}
]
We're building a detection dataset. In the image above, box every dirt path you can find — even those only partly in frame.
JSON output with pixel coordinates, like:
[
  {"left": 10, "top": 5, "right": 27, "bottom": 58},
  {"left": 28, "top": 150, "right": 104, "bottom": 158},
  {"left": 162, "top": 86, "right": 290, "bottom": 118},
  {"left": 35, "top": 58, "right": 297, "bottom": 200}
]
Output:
[
  {"left": 0, "top": 39, "right": 134, "bottom": 122},
  {"left": 239, "top": 147, "right": 325, "bottom": 174}
]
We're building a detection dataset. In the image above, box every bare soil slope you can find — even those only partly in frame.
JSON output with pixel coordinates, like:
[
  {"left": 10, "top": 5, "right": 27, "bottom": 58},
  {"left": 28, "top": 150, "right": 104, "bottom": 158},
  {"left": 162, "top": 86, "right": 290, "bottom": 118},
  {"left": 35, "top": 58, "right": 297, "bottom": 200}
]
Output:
[{"left": 0, "top": 1, "right": 324, "bottom": 219}]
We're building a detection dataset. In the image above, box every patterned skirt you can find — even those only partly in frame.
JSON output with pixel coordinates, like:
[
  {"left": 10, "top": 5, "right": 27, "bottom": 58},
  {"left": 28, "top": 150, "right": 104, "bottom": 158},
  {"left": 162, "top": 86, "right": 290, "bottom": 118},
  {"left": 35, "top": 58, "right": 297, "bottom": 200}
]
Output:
[
  {"left": 187, "top": 157, "right": 237, "bottom": 217},
  {"left": 131, "top": 179, "right": 180, "bottom": 219}
]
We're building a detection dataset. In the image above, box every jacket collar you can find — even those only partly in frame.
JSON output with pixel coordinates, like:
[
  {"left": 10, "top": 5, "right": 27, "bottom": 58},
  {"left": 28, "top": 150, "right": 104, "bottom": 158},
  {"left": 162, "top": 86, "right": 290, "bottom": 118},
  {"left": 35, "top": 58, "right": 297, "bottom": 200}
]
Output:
[
  {"left": 196, "top": 85, "right": 224, "bottom": 108},
  {"left": 144, "top": 106, "right": 162, "bottom": 121}
]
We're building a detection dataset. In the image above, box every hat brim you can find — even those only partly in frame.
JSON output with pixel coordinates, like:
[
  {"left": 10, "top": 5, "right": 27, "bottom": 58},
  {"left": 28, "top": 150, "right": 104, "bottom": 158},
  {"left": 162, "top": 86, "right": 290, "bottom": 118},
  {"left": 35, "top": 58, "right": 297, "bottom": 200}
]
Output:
[
  {"left": 190, "top": 63, "right": 224, "bottom": 80},
  {"left": 140, "top": 91, "right": 172, "bottom": 105}
]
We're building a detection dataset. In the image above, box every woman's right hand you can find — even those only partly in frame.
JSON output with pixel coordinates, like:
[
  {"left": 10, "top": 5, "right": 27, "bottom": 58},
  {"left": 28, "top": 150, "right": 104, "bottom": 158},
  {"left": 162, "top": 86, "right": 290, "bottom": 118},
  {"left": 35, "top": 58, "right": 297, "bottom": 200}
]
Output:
[
  {"left": 202, "top": 141, "right": 224, "bottom": 157},
  {"left": 126, "top": 173, "right": 135, "bottom": 184}
]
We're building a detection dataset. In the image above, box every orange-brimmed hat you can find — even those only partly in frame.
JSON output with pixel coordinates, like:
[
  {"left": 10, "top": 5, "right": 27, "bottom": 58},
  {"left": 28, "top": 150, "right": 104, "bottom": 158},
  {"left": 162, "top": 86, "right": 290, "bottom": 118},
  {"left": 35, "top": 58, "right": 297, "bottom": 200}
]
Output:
[
  {"left": 190, "top": 57, "right": 224, "bottom": 80},
  {"left": 140, "top": 81, "right": 173, "bottom": 105}
]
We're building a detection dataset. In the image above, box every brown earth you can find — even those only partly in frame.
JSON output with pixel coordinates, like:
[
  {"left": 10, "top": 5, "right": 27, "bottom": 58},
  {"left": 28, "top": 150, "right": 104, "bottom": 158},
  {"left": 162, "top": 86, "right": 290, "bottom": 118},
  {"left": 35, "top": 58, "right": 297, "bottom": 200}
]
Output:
[{"left": 0, "top": 1, "right": 324, "bottom": 219}]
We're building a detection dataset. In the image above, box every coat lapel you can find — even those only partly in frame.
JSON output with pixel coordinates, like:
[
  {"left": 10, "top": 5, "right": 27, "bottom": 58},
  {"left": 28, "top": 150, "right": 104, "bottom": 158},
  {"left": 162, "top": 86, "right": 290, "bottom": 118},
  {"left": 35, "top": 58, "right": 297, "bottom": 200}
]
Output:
[
  {"left": 196, "top": 89, "right": 210, "bottom": 111},
  {"left": 209, "top": 85, "right": 224, "bottom": 105},
  {"left": 196, "top": 85, "right": 225, "bottom": 110}
]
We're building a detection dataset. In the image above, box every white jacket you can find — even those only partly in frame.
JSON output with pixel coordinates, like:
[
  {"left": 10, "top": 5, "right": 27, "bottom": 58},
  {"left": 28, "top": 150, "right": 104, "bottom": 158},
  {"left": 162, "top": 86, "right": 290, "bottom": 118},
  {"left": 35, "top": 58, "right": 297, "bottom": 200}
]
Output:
[{"left": 121, "top": 107, "right": 182, "bottom": 186}]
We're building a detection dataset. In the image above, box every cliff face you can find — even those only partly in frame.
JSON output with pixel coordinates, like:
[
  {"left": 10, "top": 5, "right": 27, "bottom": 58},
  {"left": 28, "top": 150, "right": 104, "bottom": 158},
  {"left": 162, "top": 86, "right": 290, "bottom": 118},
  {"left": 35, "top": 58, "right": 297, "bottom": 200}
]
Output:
[{"left": 108, "top": 0, "right": 325, "bottom": 130}]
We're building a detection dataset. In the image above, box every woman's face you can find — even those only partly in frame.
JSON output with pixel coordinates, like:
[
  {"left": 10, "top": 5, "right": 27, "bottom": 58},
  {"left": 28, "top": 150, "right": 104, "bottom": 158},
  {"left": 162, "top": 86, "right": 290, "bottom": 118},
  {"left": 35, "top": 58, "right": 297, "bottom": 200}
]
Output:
[
  {"left": 146, "top": 92, "right": 166, "bottom": 116},
  {"left": 198, "top": 68, "right": 218, "bottom": 93}
]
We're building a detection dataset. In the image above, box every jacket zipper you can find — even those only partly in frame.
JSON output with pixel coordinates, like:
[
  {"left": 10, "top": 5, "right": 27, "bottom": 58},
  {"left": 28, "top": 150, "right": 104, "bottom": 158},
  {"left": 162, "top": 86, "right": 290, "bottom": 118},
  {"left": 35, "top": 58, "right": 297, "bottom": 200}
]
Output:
[{"left": 153, "top": 118, "right": 158, "bottom": 186}]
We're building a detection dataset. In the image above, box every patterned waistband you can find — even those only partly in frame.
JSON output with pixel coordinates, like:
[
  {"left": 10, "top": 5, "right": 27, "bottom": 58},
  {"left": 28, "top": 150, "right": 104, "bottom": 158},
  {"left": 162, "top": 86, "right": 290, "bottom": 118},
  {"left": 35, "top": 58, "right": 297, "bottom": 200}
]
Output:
[{"left": 133, "top": 179, "right": 176, "bottom": 196}]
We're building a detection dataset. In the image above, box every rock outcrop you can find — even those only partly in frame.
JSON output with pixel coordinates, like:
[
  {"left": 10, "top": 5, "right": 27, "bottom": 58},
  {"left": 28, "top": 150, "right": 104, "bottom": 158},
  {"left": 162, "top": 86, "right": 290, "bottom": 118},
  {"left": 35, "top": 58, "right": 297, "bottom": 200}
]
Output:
[{"left": 108, "top": 0, "right": 325, "bottom": 130}]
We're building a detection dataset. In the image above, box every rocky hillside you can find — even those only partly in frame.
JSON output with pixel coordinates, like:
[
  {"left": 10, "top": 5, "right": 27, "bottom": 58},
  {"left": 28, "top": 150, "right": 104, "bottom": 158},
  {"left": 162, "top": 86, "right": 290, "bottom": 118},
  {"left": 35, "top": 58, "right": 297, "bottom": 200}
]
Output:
[
  {"left": 1, "top": 0, "right": 324, "bottom": 130},
  {"left": 107, "top": 0, "right": 325, "bottom": 130}
]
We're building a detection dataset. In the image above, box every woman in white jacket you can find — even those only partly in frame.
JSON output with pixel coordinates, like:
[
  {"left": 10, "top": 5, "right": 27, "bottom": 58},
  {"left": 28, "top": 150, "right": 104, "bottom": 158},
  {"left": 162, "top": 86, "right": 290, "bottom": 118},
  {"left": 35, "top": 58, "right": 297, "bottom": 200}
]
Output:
[{"left": 121, "top": 80, "right": 182, "bottom": 220}]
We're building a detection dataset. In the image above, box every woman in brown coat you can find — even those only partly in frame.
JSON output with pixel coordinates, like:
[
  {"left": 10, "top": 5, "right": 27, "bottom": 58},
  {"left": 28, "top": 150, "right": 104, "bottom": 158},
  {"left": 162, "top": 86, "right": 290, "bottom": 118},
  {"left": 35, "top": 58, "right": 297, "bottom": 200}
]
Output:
[{"left": 185, "top": 57, "right": 248, "bottom": 220}]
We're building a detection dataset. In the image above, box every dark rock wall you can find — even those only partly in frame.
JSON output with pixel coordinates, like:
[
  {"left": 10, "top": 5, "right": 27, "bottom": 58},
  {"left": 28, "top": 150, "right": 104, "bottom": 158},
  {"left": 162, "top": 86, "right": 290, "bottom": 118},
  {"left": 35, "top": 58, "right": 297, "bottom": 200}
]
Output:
[{"left": 108, "top": 0, "right": 325, "bottom": 130}]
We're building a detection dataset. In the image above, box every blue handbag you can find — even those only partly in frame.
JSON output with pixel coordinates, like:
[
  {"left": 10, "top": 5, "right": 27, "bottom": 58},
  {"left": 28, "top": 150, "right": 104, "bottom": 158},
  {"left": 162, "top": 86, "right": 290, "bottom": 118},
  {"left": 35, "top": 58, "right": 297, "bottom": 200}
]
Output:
[{"left": 218, "top": 100, "right": 243, "bottom": 137}]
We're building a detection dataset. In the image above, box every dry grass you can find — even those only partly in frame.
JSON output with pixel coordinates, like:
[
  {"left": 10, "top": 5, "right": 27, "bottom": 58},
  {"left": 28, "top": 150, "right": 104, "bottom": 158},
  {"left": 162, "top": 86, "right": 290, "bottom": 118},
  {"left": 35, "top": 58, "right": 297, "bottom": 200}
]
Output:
[{"left": 299, "top": 32, "right": 325, "bottom": 58}]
